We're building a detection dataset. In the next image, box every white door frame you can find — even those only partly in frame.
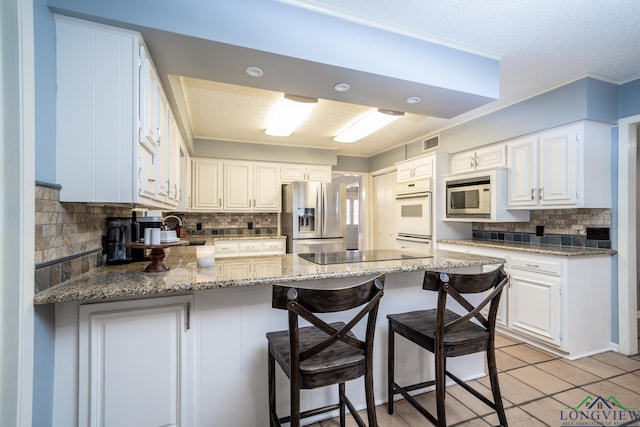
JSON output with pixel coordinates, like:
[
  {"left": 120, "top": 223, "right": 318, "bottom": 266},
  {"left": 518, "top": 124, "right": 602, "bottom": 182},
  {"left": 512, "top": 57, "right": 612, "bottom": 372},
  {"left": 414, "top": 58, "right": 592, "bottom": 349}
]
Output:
[
  {"left": 0, "top": 0, "right": 36, "bottom": 425},
  {"left": 617, "top": 115, "right": 640, "bottom": 355}
]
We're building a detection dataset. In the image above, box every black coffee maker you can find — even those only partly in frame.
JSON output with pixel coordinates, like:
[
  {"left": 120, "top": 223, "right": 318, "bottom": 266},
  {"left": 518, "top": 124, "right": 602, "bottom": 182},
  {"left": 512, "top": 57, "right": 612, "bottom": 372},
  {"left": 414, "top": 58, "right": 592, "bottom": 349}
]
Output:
[{"left": 104, "top": 217, "right": 133, "bottom": 264}]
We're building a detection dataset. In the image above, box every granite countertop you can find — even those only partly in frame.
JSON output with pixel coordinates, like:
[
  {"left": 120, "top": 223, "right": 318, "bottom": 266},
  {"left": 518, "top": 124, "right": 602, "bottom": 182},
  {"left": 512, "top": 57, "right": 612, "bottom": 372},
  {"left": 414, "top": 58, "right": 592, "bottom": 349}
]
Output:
[
  {"left": 438, "top": 239, "right": 617, "bottom": 256},
  {"left": 33, "top": 247, "right": 505, "bottom": 305}
]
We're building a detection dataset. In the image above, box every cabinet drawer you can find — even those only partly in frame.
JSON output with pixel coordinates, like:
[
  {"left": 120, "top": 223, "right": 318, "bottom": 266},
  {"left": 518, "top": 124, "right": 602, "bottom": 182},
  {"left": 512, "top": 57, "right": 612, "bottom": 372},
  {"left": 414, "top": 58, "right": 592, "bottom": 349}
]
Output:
[
  {"left": 262, "top": 240, "right": 285, "bottom": 253},
  {"left": 215, "top": 243, "right": 239, "bottom": 255},
  {"left": 239, "top": 242, "right": 262, "bottom": 253},
  {"left": 510, "top": 256, "right": 561, "bottom": 276}
]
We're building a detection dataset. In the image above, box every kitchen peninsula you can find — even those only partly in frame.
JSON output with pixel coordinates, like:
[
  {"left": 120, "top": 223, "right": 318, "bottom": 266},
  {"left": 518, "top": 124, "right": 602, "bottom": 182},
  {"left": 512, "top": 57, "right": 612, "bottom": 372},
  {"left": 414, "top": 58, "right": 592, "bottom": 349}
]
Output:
[{"left": 38, "top": 248, "right": 505, "bottom": 427}]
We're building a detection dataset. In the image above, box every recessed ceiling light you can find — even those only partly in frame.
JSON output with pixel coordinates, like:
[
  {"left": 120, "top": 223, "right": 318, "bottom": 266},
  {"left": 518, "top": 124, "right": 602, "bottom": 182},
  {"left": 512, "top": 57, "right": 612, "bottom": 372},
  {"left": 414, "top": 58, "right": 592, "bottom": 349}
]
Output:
[
  {"left": 333, "top": 83, "right": 350, "bottom": 92},
  {"left": 245, "top": 66, "right": 264, "bottom": 77},
  {"left": 406, "top": 96, "right": 421, "bottom": 104}
]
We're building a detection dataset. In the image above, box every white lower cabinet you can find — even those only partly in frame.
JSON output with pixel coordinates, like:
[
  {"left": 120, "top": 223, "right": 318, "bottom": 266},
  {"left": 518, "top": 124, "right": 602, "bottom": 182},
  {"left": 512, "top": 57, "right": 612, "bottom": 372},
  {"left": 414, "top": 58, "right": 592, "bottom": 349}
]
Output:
[
  {"left": 214, "top": 238, "right": 286, "bottom": 258},
  {"left": 78, "top": 296, "right": 193, "bottom": 427},
  {"left": 508, "top": 256, "right": 562, "bottom": 346},
  {"left": 437, "top": 242, "right": 611, "bottom": 358}
]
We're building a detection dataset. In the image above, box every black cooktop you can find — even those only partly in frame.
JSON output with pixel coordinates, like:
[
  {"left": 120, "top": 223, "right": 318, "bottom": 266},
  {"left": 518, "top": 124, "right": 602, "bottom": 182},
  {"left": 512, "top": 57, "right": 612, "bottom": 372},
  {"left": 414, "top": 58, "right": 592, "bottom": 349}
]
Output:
[{"left": 298, "top": 249, "right": 433, "bottom": 265}]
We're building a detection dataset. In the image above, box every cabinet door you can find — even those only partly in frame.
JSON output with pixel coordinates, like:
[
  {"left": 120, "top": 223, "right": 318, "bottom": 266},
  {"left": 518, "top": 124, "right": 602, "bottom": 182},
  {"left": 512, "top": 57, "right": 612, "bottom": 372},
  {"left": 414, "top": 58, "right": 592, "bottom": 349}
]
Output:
[
  {"left": 475, "top": 144, "right": 506, "bottom": 169},
  {"left": 396, "top": 163, "right": 414, "bottom": 182},
  {"left": 156, "top": 94, "right": 171, "bottom": 201},
  {"left": 372, "top": 171, "right": 397, "bottom": 249},
  {"left": 507, "top": 137, "right": 538, "bottom": 207},
  {"left": 253, "top": 163, "right": 281, "bottom": 211},
  {"left": 137, "top": 143, "right": 157, "bottom": 200},
  {"left": 281, "top": 164, "right": 307, "bottom": 182},
  {"left": 306, "top": 165, "right": 332, "bottom": 182},
  {"left": 191, "top": 158, "right": 223, "bottom": 211},
  {"left": 412, "top": 157, "right": 433, "bottom": 179},
  {"left": 79, "top": 296, "right": 192, "bottom": 427},
  {"left": 539, "top": 127, "right": 578, "bottom": 206},
  {"left": 450, "top": 152, "right": 478, "bottom": 174},
  {"left": 224, "top": 162, "right": 252, "bottom": 211},
  {"left": 509, "top": 271, "right": 561, "bottom": 345}
]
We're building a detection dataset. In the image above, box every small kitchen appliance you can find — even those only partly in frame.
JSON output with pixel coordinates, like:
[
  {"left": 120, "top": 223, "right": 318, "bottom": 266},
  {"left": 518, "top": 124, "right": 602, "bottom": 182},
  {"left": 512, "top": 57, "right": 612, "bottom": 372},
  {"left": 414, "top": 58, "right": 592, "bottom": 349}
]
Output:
[
  {"left": 104, "top": 217, "right": 133, "bottom": 264},
  {"left": 131, "top": 215, "right": 163, "bottom": 261}
]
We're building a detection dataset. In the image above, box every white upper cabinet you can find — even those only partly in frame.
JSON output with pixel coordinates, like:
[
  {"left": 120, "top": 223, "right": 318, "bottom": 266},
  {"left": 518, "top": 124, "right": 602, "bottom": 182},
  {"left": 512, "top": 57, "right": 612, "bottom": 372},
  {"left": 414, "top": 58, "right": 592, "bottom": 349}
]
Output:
[
  {"left": 395, "top": 154, "right": 433, "bottom": 182},
  {"left": 449, "top": 144, "right": 507, "bottom": 175},
  {"left": 224, "top": 161, "right": 281, "bottom": 212},
  {"left": 55, "top": 16, "right": 183, "bottom": 209},
  {"left": 191, "top": 158, "right": 223, "bottom": 211},
  {"left": 281, "top": 164, "right": 332, "bottom": 182},
  {"left": 507, "top": 121, "right": 611, "bottom": 209}
]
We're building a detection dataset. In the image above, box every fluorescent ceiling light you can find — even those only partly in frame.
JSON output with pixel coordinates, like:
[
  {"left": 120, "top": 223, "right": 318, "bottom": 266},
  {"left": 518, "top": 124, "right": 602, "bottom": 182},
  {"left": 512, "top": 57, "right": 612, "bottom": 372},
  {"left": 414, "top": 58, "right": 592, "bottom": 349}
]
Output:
[
  {"left": 334, "top": 108, "right": 404, "bottom": 143},
  {"left": 265, "top": 94, "right": 318, "bottom": 137}
]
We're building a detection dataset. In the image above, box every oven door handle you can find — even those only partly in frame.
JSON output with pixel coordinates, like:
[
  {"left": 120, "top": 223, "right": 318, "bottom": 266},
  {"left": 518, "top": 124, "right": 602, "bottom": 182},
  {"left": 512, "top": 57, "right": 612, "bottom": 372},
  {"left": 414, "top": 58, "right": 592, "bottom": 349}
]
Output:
[{"left": 395, "top": 191, "right": 430, "bottom": 200}]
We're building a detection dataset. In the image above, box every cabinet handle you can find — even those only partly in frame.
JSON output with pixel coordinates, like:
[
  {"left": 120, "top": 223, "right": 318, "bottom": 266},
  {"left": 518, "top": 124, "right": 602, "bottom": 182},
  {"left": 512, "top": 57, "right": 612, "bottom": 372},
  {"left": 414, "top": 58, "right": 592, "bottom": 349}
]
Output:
[
  {"left": 147, "top": 178, "right": 155, "bottom": 182},
  {"left": 475, "top": 152, "right": 479, "bottom": 168},
  {"left": 525, "top": 263, "right": 540, "bottom": 268},
  {"left": 470, "top": 156, "right": 475, "bottom": 168},
  {"left": 539, "top": 187, "right": 544, "bottom": 200},
  {"left": 531, "top": 188, "right": 535, "bottom": 200},
  {"left": 219, "top": 198, "right": 222, "bottom": 206}
]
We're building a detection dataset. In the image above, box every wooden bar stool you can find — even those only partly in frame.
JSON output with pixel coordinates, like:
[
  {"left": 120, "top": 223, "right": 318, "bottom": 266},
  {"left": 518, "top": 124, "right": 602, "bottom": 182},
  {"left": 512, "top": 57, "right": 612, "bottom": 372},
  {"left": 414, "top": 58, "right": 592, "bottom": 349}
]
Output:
[
  {"left": 387, "top": 267, "right": 509, "bottom": 427},
  {"left": 266, "top": 275, "right": 384, "bottom": 427}
]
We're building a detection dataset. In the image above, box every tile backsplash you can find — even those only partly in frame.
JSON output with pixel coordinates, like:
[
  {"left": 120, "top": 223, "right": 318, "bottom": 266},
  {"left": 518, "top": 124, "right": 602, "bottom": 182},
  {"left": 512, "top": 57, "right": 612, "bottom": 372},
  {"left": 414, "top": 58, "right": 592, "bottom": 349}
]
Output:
[
  {"left": 472, "top": 208, "right": 612, "bottom": 248},
  {"left": 34, "top": 182, "right": 132, "bottom": 292}
]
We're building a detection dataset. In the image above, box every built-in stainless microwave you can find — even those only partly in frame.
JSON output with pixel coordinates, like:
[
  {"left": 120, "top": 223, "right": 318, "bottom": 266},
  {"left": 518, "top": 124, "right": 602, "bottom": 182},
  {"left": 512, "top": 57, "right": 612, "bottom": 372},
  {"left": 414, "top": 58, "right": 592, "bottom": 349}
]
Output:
[{"left": 446, "top": 176, "right": 491, "bottom": 218}]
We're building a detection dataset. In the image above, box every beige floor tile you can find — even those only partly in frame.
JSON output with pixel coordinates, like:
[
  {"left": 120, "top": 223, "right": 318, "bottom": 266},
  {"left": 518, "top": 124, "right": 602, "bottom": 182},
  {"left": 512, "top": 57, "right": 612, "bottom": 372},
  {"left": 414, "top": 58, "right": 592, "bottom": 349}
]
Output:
[
  {"left": 609, "top": 373, "right": 640, "bottom": 394},
  {"left": 446, "top": 381, "right": 513, "bottom": 417},
  {"left": 413, "top": 391, "right": 477, "bottom": 425},
  {"left": 483, "top": 406, "right": 547, "bottom": 427},
  {"left": 592, "top": 351, "right": 640, "bottom": 372},
  {"left": 520, "top": 396, "right": 570, "bottom": 426},
  {"left": 499, "top": 343, "right": 558, "bottom": 364},
  {"left": 570, "top": 356, "right": 627, "bottom": 379},
  {"left": 582, "top": 380, "right": 640, "bottom": 410},
  {"left": 477, "top": 372, "right": 544, "bottom": 405},
  {"left": 320, "top": 404, "right": 408, "bottom": 427},
  {"left": 537, "top": 359, "right": 601, "bottom": 386},
  {"left": 494, "top": 333, "right": 519, "bottom": 348},
  {"left": 552, "top": 387, "right": 591, "bottom": 407},
  {"left": 494, "top": 349, "right": 529, "bottom": 371},
  {"left": 508, "top": 365, "right": 573, "bottom": 394}
]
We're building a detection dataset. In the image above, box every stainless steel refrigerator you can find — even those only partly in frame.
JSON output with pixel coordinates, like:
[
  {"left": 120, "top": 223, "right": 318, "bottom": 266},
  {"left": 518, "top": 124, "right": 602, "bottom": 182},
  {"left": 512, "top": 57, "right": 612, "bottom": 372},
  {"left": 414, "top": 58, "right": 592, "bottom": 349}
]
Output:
[{"left": 281, "top": 181, "right": 346, "bottom": 253}]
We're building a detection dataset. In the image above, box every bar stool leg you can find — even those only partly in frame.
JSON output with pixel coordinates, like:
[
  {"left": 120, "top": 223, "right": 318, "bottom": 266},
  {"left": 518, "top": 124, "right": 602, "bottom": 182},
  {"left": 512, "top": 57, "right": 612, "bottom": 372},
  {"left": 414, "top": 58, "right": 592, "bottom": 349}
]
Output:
[
  {"left": 487, "top": 346, "right": 508, "bottom": 426},
  {"left": 290, "top": 376, "right": 301, "bottom": 427},
  {"left": 387, "top": 325, "right": 395, "bottom": 414},
  {"left": 339, "top": 382, "right": 346, "bottom": 427},
  {"left": 268, "top": 352, "right": 277, "bottom": 427},
  {"left": 435, "top": 350, "right": 447, "bottom": 427},
  {"left": 365, "top": 356, "right": 378, "bottom": 427}
]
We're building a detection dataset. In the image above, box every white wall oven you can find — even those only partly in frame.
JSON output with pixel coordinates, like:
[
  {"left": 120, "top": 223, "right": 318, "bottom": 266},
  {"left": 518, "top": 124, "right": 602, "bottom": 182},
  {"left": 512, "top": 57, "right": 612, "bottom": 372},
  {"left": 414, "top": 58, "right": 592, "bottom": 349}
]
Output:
[{"left": 395, "top": 178, "right": 432, "bottom": 246}]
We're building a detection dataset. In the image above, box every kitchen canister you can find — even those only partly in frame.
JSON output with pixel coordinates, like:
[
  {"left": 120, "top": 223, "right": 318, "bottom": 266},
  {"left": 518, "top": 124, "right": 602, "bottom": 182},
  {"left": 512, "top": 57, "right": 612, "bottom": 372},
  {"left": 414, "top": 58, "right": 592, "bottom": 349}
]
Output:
[{"left": 197, "top": 245, "right": 215, "bottom": 267}]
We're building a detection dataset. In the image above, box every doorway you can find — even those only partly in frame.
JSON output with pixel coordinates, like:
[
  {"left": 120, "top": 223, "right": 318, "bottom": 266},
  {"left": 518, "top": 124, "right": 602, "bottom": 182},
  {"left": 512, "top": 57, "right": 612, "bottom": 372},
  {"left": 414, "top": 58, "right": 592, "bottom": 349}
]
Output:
[{"left": 333, "top": 173, "right": 362, "bottom": 250}]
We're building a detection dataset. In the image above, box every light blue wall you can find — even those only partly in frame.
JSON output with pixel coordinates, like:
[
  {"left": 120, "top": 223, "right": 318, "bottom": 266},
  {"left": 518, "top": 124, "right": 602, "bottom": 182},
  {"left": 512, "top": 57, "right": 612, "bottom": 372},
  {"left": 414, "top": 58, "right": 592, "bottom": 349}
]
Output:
[
  {"left": 371, "top": 77, "right": 619, "bottom": 172},
  {"left": 619, "top": 79, "right": 640, "bottom": 118},
  {"left": 335, "top": 156, "right": 370, "bottom": 173},
  {"left": 34, "top": 0, "right": 57, "bottom": 182},
  {"left": 193, "top": 139, "right": 337, "bottom": 165}
]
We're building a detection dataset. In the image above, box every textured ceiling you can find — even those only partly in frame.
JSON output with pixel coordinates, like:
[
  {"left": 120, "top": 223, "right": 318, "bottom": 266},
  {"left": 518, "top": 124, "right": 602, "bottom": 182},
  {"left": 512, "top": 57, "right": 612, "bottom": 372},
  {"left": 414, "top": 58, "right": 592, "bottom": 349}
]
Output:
[{"left": 170, "top": 0, "right": 640, "bottom": 157}]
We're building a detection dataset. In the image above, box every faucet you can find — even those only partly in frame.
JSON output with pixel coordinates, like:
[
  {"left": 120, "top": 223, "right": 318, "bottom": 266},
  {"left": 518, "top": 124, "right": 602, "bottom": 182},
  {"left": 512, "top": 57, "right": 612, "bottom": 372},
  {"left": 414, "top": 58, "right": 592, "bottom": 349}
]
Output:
[{"left": 162, "top": 215, "right": 183, "bottom": 230}]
